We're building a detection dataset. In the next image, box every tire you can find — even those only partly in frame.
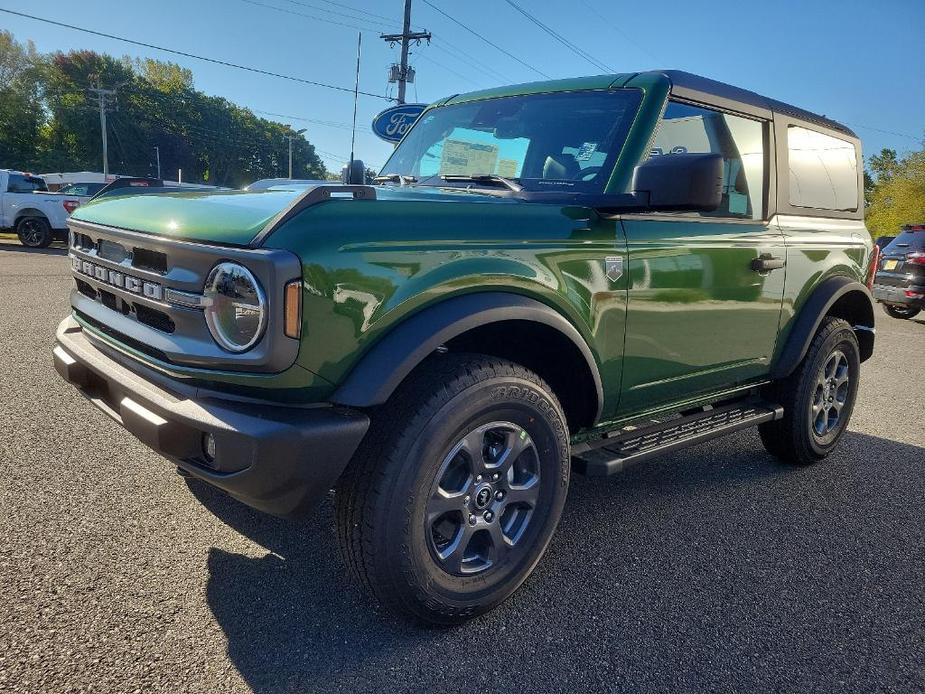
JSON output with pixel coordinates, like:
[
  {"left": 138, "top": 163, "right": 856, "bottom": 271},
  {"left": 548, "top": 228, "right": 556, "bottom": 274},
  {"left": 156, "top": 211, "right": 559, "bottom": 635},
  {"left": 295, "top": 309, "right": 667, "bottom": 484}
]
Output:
[
  {"left": 759, "top": 317, "right": 860, "bottom": 465},
  {"left": 882, "top": 304, "right": 920, "bottom": 320},
  {"left": 335, "top": 353, "right": 570, "bottom": 625},
  {"left": 16, "top": 216, "right": 53, "bottom": 248}
]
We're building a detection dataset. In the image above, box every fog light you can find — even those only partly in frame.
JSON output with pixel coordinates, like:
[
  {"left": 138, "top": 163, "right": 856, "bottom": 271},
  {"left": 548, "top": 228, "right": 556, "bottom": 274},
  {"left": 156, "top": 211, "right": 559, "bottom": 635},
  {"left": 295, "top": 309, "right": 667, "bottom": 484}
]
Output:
[{"left": 202, "top": 433, "right": 216, "bottom": 462}]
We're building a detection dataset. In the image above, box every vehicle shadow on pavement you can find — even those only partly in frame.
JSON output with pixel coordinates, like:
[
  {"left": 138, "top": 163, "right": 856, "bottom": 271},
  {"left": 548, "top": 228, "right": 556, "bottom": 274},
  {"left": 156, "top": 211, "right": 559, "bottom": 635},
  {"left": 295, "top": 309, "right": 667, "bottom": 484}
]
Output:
[
  {"left": 192, "top": 429, "right": 924, "bottom": 693},
  {"left": 0, "top": 241, "right": 68, "bottom": 256},
  {"left": 189, "top": 482, "right": 441, "bottom": 692}
]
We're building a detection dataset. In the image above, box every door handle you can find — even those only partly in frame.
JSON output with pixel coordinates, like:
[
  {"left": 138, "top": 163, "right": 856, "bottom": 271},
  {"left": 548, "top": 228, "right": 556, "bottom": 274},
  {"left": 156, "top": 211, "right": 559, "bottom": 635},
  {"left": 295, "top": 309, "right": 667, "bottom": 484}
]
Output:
[{"left": 751, "top": 255, "right": 785, "bottom": 272}]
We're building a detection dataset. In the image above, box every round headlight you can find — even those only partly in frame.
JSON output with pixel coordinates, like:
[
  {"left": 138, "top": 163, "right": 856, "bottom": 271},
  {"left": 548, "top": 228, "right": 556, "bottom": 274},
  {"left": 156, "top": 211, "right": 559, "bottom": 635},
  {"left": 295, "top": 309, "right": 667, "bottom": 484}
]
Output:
[{"left": 203, "top": 262, "right": 267, "bottom": 353}]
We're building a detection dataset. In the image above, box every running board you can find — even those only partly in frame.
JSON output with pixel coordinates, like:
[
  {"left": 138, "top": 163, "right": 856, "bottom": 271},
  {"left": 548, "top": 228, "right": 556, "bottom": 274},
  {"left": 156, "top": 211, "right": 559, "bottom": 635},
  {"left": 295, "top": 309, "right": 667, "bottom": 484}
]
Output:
[{"left": 572, "top": 400, "right": 784, "bottom": 476}]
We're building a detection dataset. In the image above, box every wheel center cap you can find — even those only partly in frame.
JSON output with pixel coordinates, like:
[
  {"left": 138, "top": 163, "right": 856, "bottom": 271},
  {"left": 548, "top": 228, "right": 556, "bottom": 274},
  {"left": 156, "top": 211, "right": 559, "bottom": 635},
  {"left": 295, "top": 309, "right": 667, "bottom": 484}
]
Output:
[{"left": 474, "top": 485, "right": 493, "bottom": 510}]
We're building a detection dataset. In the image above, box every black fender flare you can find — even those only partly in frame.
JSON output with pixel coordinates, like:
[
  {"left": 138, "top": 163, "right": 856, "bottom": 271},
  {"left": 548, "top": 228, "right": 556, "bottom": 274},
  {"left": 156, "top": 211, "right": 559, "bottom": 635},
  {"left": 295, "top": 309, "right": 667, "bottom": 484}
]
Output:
[
  {"left": 331, "top": 292, "right": 604, "bottom": 420},
  {"left": 771, "top": 276, "right": 875, "bottom": 379}
]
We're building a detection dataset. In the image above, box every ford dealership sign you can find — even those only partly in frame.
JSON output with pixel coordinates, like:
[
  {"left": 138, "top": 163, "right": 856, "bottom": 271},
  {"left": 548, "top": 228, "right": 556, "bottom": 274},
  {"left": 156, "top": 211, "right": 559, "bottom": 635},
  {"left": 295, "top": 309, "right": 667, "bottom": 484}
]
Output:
[{"left": 372, "top": 104, "right": 427, "bottom": 143}]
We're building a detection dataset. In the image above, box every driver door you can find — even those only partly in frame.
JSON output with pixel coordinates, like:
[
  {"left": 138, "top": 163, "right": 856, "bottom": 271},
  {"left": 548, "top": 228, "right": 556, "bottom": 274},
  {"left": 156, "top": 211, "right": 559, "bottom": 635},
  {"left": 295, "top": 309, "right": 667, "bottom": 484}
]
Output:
[{"left": 618, "top": 101, "right": 785, "bottom": 412}]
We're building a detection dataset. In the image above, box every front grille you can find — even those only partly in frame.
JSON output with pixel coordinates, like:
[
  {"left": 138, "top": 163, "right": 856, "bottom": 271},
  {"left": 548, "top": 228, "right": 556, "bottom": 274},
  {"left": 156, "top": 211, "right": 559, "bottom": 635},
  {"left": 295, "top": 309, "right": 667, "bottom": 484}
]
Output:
[
  {"left": 99, "top": 287, "right": 118, "bottom": 312},
  {"left": 74, "top": 233, "right": 95, "bottom": 251},
  {"left": 135, "top": 304, "right": 175, "bottom": 333},
  {"left": 75, "top": 309, "right": 172, "bottom": 363},
  {"left": 132, "top": 247, "right": 168, "bottom": 274},
  {"left": 67, "top": 218, "right": 300, "bottom": 373},
  {"left": 75, "top": 278, "right": 97, "bottom": 299}
]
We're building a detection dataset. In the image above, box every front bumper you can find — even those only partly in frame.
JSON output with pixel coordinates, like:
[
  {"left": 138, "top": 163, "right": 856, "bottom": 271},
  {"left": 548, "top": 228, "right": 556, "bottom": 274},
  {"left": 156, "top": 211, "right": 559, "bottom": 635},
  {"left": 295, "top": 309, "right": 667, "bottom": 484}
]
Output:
[
  {"left": 872, "top": 283, "right": 925, "bottom": 308},
  {"left": 53, "top": 316, "right": 369, "bottom": 517}
]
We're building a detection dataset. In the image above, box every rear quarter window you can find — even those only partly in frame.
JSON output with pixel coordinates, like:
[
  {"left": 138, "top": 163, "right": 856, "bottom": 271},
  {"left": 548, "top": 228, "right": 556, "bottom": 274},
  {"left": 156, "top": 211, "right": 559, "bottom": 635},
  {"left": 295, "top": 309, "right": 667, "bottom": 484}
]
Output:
[
  {"left": 6, "top": 174, "right": 48, "bottom": 193},
  {"left": 787, "top": 126, "right": 858, "bottom": 211}
]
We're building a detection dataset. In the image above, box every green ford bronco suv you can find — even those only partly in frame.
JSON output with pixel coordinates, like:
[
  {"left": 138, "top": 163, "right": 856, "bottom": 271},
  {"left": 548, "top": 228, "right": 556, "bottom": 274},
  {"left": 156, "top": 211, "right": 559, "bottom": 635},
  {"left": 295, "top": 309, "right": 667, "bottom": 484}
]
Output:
[{"left": 53, "top": 71, "right": 877, "bottom": 624}]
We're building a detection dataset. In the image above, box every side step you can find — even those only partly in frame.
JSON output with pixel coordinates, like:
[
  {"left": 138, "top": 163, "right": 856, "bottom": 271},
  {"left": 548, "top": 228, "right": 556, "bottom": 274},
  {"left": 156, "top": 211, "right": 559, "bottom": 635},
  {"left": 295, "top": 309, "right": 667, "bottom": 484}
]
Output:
[{"left": 572, "top": 400, "right": 784, "bottom": 476}]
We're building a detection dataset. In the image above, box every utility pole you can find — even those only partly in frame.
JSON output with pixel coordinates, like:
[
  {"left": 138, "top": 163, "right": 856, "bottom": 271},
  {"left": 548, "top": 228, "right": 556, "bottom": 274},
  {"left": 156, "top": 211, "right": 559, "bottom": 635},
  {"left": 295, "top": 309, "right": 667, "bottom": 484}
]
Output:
[
  {"left": 87, "top": 78, "right": 116, "bottom": 176},
  {"left": 154, "top": 146, "right": 161, "bottom": 179},
  {"left": 285, "top": 128, "right": 307, "bottom": 179},
  {"left": 381, "top": 0, "right": 430, "bottom": 104}
]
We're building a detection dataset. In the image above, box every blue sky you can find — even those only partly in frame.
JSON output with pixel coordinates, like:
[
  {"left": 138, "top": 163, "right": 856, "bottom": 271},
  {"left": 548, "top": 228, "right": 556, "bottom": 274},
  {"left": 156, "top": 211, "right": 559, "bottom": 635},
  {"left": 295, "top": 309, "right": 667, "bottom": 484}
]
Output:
[{"left": 2, "top": 0, "right": 923, "bottom": 176}]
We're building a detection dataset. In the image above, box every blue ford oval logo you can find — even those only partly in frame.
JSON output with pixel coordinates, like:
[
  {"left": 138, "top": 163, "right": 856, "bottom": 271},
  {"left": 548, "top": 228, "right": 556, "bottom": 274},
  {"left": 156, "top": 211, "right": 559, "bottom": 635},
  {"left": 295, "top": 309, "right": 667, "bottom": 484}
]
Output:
[{"left": 372, "top": 103, "right": 427, "bottom": 143}]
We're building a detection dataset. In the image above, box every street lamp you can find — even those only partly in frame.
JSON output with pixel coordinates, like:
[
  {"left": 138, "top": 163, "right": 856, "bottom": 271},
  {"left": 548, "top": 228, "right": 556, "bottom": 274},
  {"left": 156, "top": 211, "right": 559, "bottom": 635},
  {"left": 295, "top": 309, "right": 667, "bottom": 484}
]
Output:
[{"left": 286, "top": 128, "right": 307, "bottom": 179}]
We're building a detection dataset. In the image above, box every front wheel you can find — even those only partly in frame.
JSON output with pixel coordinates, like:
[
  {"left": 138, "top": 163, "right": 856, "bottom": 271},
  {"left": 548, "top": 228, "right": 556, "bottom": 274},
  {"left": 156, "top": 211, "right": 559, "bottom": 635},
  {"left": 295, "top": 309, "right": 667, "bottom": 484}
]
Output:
[
  {"left": 882, "top": 304, "right": 920, "bottom": 320},
  {"left": 16, "top": 216, "right": 53, "bottom": 248},
  {"left": 759, "top": 317, "right": 860, "bottom": 465},
  {"left": 335, "top": 354, "right": 570, "bottom": 624}
]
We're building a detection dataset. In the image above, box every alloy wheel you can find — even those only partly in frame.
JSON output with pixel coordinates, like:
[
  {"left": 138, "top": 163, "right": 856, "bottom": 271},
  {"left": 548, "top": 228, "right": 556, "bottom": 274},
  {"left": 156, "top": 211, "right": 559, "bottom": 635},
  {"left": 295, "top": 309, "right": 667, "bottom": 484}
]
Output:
[
  {"left": 811, "top": 349, "right": 850, "bottom": 437},
  {"left": 19, "top": 220, "right": 44, "bottom": 247},
  {"left": 426, "top": 421, "right": 540, "bottom": 576}
]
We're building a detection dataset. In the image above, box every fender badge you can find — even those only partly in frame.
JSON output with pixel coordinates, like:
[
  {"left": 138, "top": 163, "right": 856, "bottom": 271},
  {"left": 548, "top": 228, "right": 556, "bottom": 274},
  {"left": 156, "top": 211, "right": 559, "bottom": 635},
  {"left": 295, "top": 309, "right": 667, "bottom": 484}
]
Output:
[{"left": 605, "top": 256, "right": 623, "bottom": 282}]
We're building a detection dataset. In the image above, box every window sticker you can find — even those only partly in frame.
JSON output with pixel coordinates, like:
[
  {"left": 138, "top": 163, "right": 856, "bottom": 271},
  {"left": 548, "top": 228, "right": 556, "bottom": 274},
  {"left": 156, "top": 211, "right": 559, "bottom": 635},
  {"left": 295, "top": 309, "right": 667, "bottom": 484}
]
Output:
[
  {"left": 497, "top": 159, "right": 518, "bottom": 178},
  {"left": 440, "top": 139, "right": 499, "bottom": 175},
  {"left": 575, "top": 142, "right": 598, "bottom": 161}
]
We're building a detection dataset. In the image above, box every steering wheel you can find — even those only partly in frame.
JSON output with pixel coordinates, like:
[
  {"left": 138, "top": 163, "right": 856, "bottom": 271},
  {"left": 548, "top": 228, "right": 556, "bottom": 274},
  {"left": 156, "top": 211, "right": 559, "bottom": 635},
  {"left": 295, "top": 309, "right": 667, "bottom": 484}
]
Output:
[{"left": 575, "top": 166, "right": 603, "bottom": 181}]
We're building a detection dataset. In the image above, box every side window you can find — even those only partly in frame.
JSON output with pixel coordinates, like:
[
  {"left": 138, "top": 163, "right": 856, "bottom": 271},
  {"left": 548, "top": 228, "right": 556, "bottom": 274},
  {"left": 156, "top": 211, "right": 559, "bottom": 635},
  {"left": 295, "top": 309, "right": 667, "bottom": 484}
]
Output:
[
  {"left": 787, "top": 126, "right": 858, "bottom": 211},
  {"left": 652, "top": 101, "right": 766, "bottom": 220},
  {"left": 7, "top": 174, "right": 47, "bottom": 193}
]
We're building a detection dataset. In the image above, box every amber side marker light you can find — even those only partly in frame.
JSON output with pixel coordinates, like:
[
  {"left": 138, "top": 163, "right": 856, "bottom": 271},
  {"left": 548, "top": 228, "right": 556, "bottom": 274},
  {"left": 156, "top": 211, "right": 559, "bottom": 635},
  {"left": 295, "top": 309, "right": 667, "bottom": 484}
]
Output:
[{"left": 284, "top": 280, "right": 302, "bottom": 339}]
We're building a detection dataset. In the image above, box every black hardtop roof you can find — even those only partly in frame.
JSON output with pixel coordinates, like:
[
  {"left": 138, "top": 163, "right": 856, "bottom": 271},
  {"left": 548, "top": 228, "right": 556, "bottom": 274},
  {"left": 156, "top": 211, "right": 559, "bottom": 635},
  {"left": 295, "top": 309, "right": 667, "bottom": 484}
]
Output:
[{"left": 657, "top": 70, "right": 856, "bottom": 138}]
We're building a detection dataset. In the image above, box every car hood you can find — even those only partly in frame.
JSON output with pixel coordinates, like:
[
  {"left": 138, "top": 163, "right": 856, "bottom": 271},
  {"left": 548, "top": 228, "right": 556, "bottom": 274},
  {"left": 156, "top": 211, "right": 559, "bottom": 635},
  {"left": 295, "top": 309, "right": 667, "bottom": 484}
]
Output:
[
  {"left": 70, "top": 188, "right": 306, "bottom": 246},
  {"left": 69, "top": 185, "right": 521, "bottom": 246}
]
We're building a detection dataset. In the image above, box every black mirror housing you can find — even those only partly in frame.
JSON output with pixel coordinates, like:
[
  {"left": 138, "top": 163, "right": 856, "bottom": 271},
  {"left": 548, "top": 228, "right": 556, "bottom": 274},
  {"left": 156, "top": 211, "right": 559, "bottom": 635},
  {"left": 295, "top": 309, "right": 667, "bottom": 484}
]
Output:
[{"left": 632, "top": 153, "right": 724, "bottom": 212}]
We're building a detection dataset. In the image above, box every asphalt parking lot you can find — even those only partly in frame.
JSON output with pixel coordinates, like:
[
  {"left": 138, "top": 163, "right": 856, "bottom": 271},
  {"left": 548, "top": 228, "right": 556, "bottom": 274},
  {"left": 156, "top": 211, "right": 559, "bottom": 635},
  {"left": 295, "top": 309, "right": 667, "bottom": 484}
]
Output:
[{"left": 0, "top": 240, "right": 922, "bottom": 694}]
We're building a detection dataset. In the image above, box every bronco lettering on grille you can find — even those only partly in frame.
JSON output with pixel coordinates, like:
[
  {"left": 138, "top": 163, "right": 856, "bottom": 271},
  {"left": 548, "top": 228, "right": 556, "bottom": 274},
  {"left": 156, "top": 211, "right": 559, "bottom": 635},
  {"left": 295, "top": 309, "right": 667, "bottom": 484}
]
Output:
[{"left": 71, "top": 255, "right": 163, "bottom": 301}]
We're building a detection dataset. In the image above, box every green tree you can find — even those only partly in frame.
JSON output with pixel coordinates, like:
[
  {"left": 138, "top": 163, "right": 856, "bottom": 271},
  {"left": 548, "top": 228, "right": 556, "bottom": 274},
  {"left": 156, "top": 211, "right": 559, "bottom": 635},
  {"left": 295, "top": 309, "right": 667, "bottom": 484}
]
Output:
[
  {"left": 1, "top": 31, "right": 328, "bottom": 186},
  {"left": 866, "top": 147, "right": 925, "bottom": 237},
  {"left": 0, "top": 31, "right": 45, "bottom": 170}
]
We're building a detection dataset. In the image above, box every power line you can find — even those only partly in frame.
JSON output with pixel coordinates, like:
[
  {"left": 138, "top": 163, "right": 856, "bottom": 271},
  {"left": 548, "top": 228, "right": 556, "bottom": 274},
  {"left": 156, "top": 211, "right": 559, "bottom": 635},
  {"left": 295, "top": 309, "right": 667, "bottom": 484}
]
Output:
[
  {"left": 238, "top": 0, "right": 383, "bottom": 32},
  {"left": 298, "top": 0, "right": 397, "bottom": 25},
  {"left": 279, "top": 0, "right": 394, "bottom": 29},
  {"left": 577, "top": 0, "right": 660, "bottom": 64},
  {"left": 415, "top": 53, "right": 485, "bottom": 89},
  {"left": 501, "top": 0, "right": 614, "bottom": 73},
  {"left": 420, "top": 0, "right": 551, "bottom": 79},
  {"left": 843, "top": 122, "right": 922, "bottom": 142},
  {"left": 430, "top": 35, "right": 513, "bottom": 84},
  {"left": 252, "top": 109, "right": 355, "bottom": 131},
  {"left": 0, "top": 8, "right": 392, "bottom": 101}
]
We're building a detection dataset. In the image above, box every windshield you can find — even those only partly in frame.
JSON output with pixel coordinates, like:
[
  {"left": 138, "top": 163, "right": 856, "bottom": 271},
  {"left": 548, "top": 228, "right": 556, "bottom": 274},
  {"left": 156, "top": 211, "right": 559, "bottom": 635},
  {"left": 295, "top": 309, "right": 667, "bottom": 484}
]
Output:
[{"left": 379, "top": 89, "right": 642, "bottom": 194}]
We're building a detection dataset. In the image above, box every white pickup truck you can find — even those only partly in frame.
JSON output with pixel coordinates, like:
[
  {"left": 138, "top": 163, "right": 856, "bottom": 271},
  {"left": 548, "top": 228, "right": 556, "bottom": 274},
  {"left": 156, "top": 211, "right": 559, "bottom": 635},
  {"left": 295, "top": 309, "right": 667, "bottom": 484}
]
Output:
[{"left": 0, "top": 170, "right": 81, "bottom": 248}]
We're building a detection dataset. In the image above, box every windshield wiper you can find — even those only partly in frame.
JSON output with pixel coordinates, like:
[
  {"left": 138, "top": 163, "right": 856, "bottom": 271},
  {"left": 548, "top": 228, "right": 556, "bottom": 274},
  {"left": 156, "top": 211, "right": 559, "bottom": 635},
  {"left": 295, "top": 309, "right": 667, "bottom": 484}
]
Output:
[
  {"left": 440, "top": 174, "right": 522, "bottom": 192},
  {"left": 373, "top": 173, "right": 417, "bottom": 185}
]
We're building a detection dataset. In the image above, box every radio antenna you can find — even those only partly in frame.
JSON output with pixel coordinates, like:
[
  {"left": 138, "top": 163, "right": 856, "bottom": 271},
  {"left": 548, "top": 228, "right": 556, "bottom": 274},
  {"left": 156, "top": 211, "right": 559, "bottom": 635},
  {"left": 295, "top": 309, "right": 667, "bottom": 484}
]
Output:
[{"left": 349, "top": 32, "right": 361, "bottom": 182}]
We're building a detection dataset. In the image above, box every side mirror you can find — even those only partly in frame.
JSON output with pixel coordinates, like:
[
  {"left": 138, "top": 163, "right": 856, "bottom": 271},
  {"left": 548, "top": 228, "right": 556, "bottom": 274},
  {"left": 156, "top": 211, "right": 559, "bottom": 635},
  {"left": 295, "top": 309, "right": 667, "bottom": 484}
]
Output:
[{"left": 632, "top": 153, "right": 723, "bottom": 212}]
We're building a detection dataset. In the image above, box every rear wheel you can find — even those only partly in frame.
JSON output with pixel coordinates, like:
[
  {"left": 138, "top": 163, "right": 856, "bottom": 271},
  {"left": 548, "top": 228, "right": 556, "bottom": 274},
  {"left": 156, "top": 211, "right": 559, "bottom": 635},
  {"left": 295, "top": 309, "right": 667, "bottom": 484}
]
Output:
[
  {"left": 759, "top": 317, "right": 860, "bottom": 465},
  {"left": 882, "top": 304, "right": 920, "bottom": 320},
  {"left": 16, "top": 216, "right": 53, "bottom": 248},
  {"left": 335, "top": 354, "right": 570, "bottom": 624}
]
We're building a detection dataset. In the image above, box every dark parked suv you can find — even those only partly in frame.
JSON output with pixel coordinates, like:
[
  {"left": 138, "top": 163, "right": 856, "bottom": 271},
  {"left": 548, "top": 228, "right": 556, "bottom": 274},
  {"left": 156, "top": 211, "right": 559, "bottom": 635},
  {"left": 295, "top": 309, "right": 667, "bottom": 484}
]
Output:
[{"left": 873, "top": 224, "right": 925, "bottom": 319}]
